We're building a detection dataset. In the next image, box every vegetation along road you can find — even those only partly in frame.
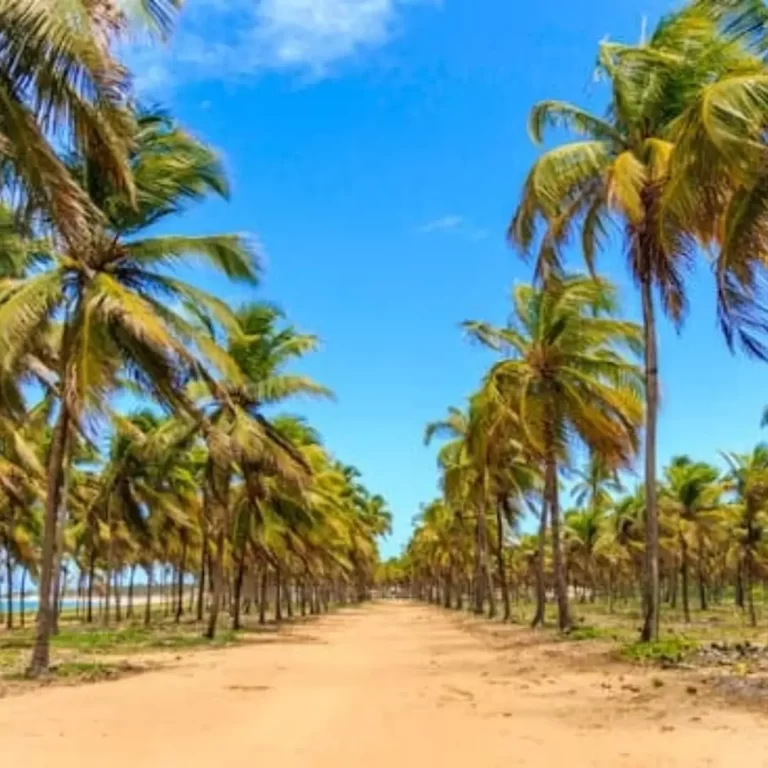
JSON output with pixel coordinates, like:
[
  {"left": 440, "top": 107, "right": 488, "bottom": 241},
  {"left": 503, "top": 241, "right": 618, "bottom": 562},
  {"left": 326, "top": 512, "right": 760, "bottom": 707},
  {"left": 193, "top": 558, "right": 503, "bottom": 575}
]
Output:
[{"left": 1, "top": 602, "right": 765, "bottom": 768}]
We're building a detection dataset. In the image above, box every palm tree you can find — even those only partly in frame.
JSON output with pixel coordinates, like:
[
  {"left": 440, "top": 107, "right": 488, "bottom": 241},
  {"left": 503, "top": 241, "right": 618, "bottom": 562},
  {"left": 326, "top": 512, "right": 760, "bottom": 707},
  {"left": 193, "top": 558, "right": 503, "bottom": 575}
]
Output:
[
  {"left": 508, "top": 4, "right": 768, "bottom": 640},
  {"left": 571, "top": 454, "right": 624, "bottom": 513},
  {"left": 194, "top": 303, "right": 331, "bottom": 638},
  {"left": 0, "top": 0, "right": 182, "bottom": 243},
  {"left": 566, "top": 506, "right": 605, "bottom": 602},
  {"left": 660, "top": 456, "right": 722, "bottom": 621},
  {"left": 425, "top": 406, "right": 498, "bottom": 617},
  {"left": 0, "top": 109, "right": 260, "bottom": 675},
  {"left": 722, "top": 445, "right": 768, "bottom": 626},
  {"left": 465, "top": 275, "right": 643, "bottom": 630}
]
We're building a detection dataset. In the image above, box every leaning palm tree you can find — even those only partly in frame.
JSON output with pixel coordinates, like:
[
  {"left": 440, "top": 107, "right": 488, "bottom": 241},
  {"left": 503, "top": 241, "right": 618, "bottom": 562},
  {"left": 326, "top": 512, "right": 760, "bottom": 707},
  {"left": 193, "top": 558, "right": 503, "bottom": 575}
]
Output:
[
  {"left": 0, "top": 109, "right": 260, "bottom": 675},
  {"left": 0, "top": 0, "right": 182, "bottom": 243},
  {"left": 508, "top": 4, "right": 768, "bottom": 640},
  {"left": 465, "top": 275, "right": 644, "bottom": 630}
]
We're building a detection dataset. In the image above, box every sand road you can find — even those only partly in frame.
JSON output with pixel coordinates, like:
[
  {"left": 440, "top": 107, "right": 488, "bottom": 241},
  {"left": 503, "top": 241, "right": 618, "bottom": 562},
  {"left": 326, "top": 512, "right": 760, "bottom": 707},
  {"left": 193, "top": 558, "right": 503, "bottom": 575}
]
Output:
[{"left": 1, "top": 602, "right": 766, "bottom": 767}]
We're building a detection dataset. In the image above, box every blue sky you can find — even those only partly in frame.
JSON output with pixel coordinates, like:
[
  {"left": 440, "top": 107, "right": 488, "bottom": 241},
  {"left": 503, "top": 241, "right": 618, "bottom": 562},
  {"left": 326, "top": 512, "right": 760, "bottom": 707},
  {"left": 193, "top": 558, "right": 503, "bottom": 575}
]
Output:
[{"left": 130, "top": 0, "right": 768, "bottom": 556}]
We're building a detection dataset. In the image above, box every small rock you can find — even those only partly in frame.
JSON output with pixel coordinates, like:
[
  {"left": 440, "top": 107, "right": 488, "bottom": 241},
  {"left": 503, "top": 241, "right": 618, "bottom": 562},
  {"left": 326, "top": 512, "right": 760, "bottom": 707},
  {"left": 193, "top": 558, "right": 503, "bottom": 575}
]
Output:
[{"left": 686, "top": 685, "right": 698, "bottom": 695}]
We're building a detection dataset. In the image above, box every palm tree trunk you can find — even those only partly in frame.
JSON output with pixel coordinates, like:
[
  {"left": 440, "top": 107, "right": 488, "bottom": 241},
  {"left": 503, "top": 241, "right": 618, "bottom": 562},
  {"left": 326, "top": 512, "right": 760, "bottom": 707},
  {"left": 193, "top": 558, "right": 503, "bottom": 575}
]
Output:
[
  {"left": 204, "top": 456, "right": 230, "bottom": 640},
  {"left": 259, "top": 567, "right": 268, "bottom": 625},
  {"left": 144, "top": 567, "right": 153, "bottom": 626},
  {"left": 127, "top": 564, "right": 136, "bottom": 619},
  {"left": 232, "top": 544, "right": 245, "bottom": 631},
  {"left": 495, "top": 501, "right": 511, "bottom": 621},
  {"left": 114, "top": 571, "right": 122, "bottom": 622},
  {"left": 285, "top": 576, "right": 294, "bottom": 619},
  {"left": 696, "top": 535, "right": 707, "bottom": 611},
  {"left": 176, "top": 532, "right": 187, "bottom": 624},
  {"left": 205, "top": 530, "right": 225, "bottom": 638},
  {"left": 51, "top": 456, "right": 72, "bottom": 635},
  {"left": 680, "top": 534, "right": 690, "bottom": 623},
  {"left": 197, "top": 528, "right": 208, "bottom": 622},
  {"left": 274, "top": 567, "right": 283, "bottom": 622},
  {"left": 746, "top": 549, "right": 757, "bottom": 627},
  {"left": 531, "top": 498, "right": 548, "bottom": 628},
  {"left": 640, "top": 275, "right": 660, "bottom": 643},
  {"left": 87, "top": 547, "right": 96, "bottom": 623},
  {"left": 473, "top": 510, "right": 495, "bottom": 616},
  {"left": 5, "top": 551, "right": 13, "bottom": 630},
  {"left": 29, "top": 399, "right": 71, "bottom": 675},
  {"left": 546, "top": 451, "right": 571, "bottom": 631},
  {"left": 103, "top": 500, "right": 113, "bottom": 627},
  {"left": 20, "top": 568, "right": 26, "bottom": 628}
]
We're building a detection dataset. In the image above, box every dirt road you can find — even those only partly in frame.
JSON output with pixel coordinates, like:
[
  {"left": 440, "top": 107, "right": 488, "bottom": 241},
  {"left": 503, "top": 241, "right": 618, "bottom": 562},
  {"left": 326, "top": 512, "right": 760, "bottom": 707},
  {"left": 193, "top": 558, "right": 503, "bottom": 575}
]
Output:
[{"left": 1, "top": 602, "right": 766, "bottom": 767}]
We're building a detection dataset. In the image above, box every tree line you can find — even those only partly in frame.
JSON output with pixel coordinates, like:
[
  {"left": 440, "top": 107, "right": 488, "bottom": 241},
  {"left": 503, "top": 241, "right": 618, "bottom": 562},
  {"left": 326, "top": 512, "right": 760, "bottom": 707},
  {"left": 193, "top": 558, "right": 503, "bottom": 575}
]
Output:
[
  {"left": 390, "top": 0, "right": 768, "bottom": 639},
  {"left": 0, "top": 0, "right": 391, "bottom": 676}
]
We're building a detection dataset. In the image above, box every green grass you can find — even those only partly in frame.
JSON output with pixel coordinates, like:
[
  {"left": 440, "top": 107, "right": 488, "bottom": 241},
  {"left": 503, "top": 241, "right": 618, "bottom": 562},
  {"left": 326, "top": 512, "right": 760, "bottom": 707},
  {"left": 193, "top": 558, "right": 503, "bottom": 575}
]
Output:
[
  {"left": 51, "top": 625, "right": 239, "bottom": 652},
  {"left": 0, "top": 623, "right": 240, "bottom": 655},
  {"left": 619, "top": 636, "right": 701, "bottom": 665},
  {"left": 561, "top": 625, "right": 625, "bottom": 642}
]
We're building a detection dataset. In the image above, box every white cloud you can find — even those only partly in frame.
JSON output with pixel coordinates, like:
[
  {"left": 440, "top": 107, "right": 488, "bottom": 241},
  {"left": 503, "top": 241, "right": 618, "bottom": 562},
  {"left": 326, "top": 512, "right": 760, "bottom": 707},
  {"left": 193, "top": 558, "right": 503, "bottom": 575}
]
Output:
[
  {"left": 419, "top": 215, "right": 489, "bottom": 240},
  {"left": 419, "top": 215, "right": 464, "bottom": 233},
  {"left": 127, "top": 0, "right": 440, "bottom": 93}
]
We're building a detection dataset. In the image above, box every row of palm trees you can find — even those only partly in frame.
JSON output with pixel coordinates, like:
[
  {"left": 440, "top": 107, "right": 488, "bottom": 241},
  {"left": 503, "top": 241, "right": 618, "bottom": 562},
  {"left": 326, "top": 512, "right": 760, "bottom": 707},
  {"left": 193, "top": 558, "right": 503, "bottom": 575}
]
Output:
[
  {"left": 395, "top": 0, "right": 768, "bottom": 640},
  {"left": 0, "top": 0, "right": 390, "bottom": 675},
  {"left": 395, "top": 440, "right": 768, "bottom": 630}
]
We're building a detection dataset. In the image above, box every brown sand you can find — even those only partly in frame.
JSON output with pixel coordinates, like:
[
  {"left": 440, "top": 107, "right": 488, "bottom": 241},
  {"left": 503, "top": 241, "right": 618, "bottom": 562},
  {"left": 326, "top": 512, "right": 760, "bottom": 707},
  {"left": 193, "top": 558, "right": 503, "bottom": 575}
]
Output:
[{"left": 1, "top": 602, "right": 766, "bottom": 767}]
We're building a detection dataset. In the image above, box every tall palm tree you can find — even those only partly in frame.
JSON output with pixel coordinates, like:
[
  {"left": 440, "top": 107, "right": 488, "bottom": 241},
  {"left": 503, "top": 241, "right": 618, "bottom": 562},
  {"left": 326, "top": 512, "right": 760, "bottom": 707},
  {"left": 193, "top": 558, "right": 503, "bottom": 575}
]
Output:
[
  {"left": 465, "top": 275, "right": 643, "bottom": 630},
  {"left": 425, "top": 406, "right": 497, "bottom": 616},
  {"left": 508, "top": 4, "right": 767, "bottom": 640},
  {"left": 0, "top": 109, "right": 259, "bottom": 675},
  {"left": 194, "top": 303, "right": 331, "bottom": 638}
]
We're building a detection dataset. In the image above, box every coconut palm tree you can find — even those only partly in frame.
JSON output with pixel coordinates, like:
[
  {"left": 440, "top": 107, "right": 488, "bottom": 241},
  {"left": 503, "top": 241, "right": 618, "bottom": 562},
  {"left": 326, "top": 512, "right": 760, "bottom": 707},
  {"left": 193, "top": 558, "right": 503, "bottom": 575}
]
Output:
[
  {"left": 0, "top": 0, "right": 182, "bottom": 243},
  {"left": 508, "top": 4, "right": 768, "bottom": 640},
  {"left": 660, "top": 456, "right": 722, "bottom": 621},
  {"left": 193, "top": 303, "right": 331, "bottom": 638},
  {"left": 722, "top": 445, "right": 768, "bottom": 626},
  {"left": 464, "top": 275, "right": 644, "bottom": 630},
  {"left": 566, "top": 506, "right": 606, "bottom": 602},
  {"left": 571, "top": 453, "right": 624, "bottom": 513},
  {"left": 425, "top": 406, "right": 498, "bottom": 617},
  {"left": 0, "top": 108, "right": 260, "bottom": 675}
]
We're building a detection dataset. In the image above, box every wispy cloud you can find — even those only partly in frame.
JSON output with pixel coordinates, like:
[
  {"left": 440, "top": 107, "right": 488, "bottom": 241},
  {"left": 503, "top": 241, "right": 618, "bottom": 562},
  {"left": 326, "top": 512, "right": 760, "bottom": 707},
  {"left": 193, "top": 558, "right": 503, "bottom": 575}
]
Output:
[
  {"left": 127, "top": 0, "right": 440, "bottom": 93},
  {"left": 419, "top": 214, "right": 489, "bottom": 240},
  {"left": 419, "top": 214, "right": 464, "bottom": 234}
]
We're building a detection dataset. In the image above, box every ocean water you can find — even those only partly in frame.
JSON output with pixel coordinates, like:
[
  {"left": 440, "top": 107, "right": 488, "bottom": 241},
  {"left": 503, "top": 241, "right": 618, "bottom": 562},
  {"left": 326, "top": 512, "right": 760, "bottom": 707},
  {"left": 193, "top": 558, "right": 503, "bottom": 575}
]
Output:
[{"left": 1, "top": 598, "right": 80, "bottom": 614}]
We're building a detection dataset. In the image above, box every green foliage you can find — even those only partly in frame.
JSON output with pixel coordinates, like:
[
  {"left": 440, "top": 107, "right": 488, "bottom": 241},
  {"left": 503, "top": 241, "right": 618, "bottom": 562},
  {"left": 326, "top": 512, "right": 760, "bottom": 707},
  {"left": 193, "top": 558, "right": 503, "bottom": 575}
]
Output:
[{"left": 620, "top": 637, "right": 700, "bottom": 665}]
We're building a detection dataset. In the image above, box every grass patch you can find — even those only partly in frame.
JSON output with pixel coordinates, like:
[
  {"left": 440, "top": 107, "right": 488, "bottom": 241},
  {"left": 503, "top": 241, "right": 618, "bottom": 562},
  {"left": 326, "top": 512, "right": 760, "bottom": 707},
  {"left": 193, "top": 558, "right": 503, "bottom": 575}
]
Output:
[
  {"left": 563, "top": 625, "right": 623, "bottom": 642},
  {"left": 0, "top": 624, "right": 240, "bottom": 655},
  {"left": 3, "top": 660, "right": 142, "bottom": 684},
  {"left": 620, "top": 636, "right": 700, "bottom": 666},
  {"left": 51, "top": 625, "right": 239, "bottom": 653}
]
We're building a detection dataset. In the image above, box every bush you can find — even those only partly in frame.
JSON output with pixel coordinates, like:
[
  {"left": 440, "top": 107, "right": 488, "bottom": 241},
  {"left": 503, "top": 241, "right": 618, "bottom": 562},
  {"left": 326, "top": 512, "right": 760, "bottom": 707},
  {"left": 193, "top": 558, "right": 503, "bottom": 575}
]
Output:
[{"left": 620, "top": 636, "right": 700, "bottom": 666}]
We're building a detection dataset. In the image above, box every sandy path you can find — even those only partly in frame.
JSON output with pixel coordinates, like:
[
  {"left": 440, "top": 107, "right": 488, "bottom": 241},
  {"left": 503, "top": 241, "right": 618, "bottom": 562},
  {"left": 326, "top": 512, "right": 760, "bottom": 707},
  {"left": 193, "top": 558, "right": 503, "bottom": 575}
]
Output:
[{"left": 1, "top": 602, "right": 766, "bottom": 767}]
